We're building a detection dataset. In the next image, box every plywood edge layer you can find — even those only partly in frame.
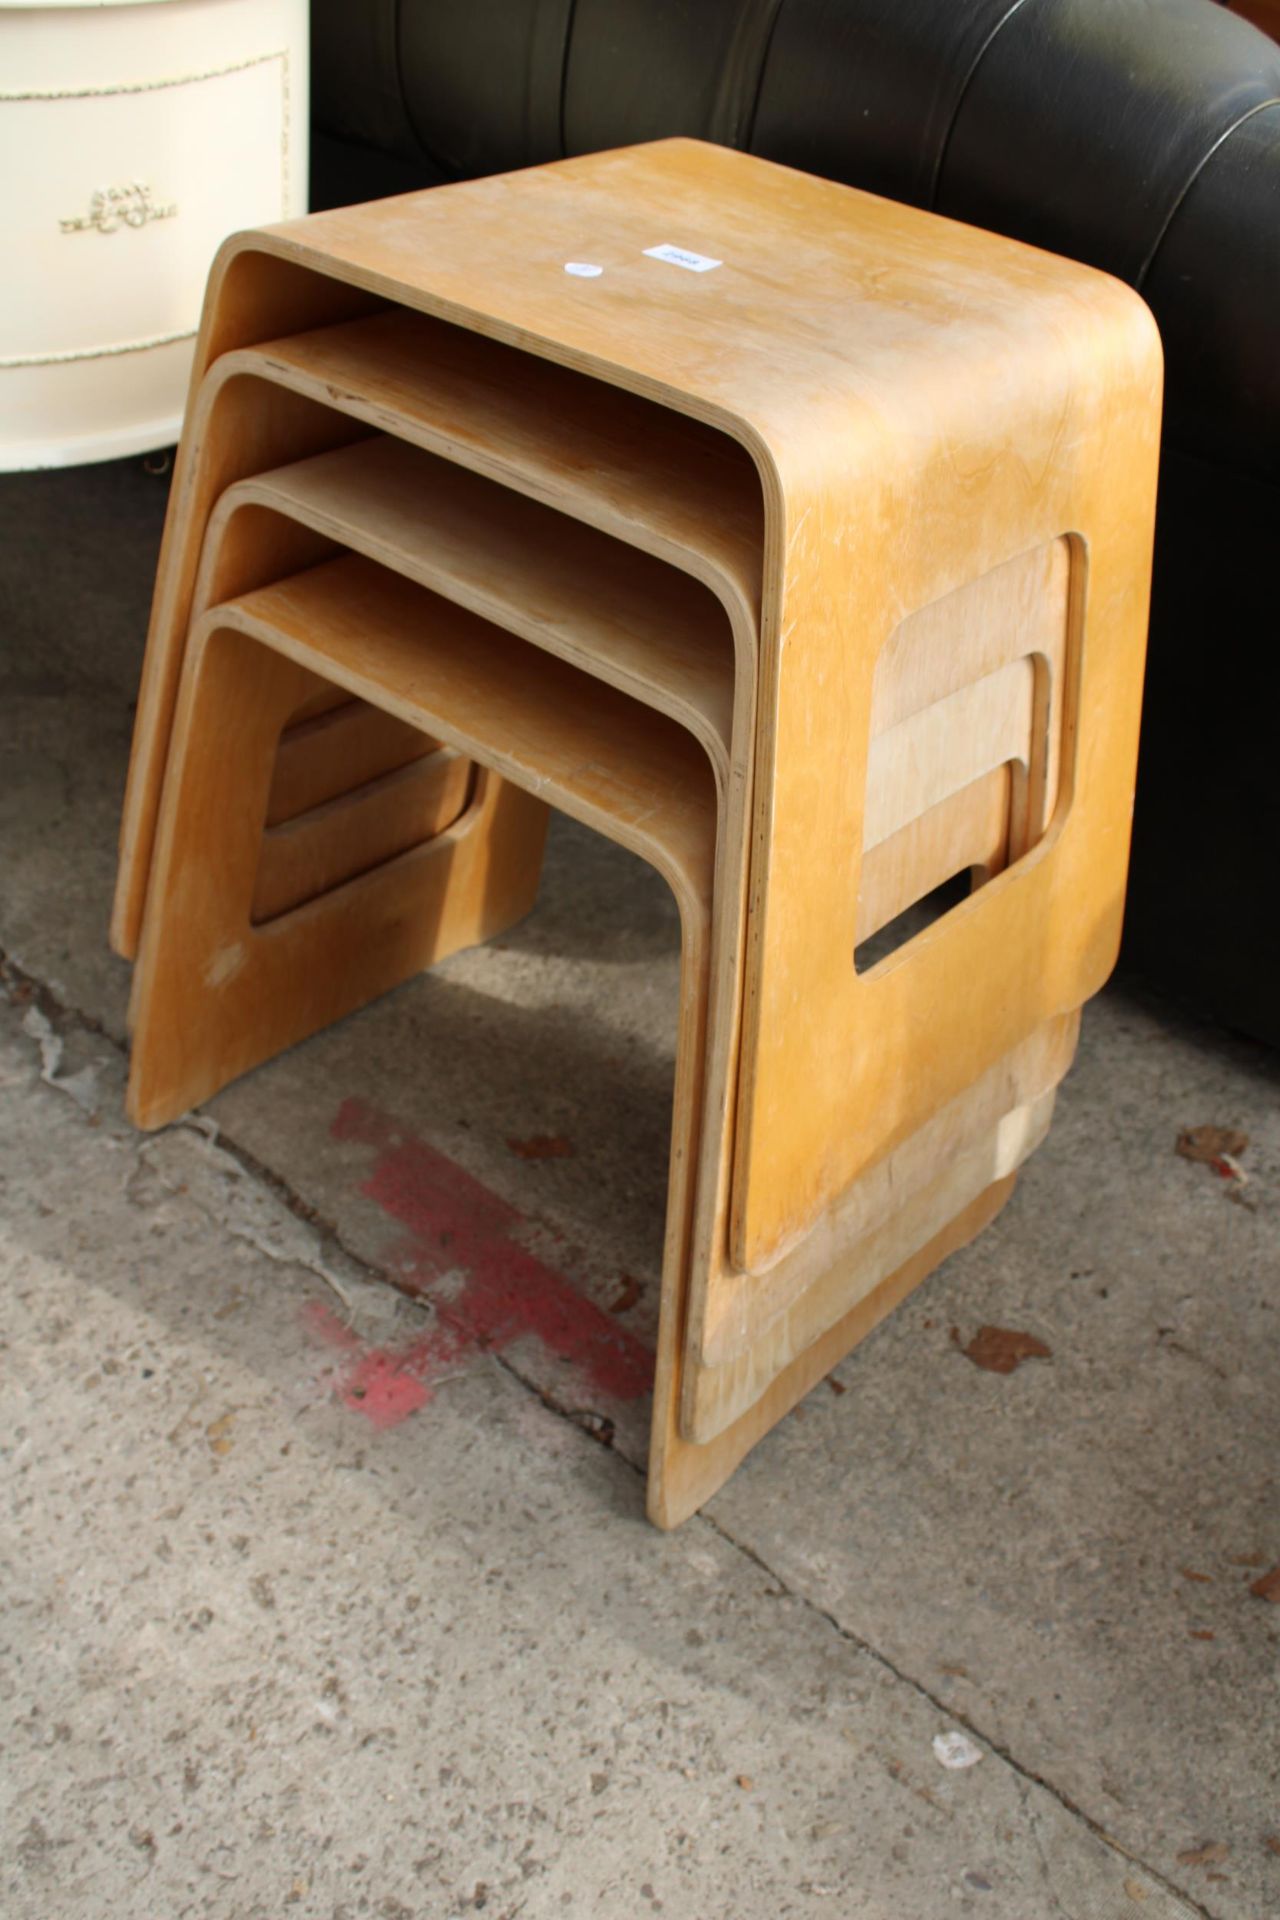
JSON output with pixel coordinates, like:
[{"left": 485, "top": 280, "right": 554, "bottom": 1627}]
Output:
[
  {"left": 213, "top": 437, "right": 736, "bottom": 769},
  {"left": 699, "top": 1012, "right": 1080, "bottom": 1369},
  {"left": 252, "top": 748, "right": 473, "bottom": 923},
  {"left": 683, "top": 1087, "right": 1058, "bottom": 1444},
  {"left": 206, "top": 555, "right": 718, "bottom": 908},
  {"left": 648, "top": 1175, "right": 1018, "bottom": 1529},
  {"left": 245, "top": 308, "right": 764, "bottom": 625}
]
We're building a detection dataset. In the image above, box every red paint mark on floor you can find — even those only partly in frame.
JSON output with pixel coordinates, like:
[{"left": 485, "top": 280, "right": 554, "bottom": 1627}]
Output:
[
  {"left": 304, "top": 1301, "right": 435, "bottom": 1428},
  {"left": 308, "top": 1099, "right": 653, "bottom": 1427}
]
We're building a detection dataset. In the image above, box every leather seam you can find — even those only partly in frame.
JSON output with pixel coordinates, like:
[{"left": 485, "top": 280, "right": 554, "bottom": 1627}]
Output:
[
  {"left": 395, "top": 0, "right": 453, "bottom": 177},
  {"left": 388, "top": 0, "right": 425, "bottom": 167},
  {"left": 556, "top": 0, "right": 581, "bottom": 158},
  {"left": 1136, "top": 94, "right": 1280, "bottom": 290},
  {"left": 930, "top": 0, "right": 1036, "bottom": 208},
  {"left": 741, "top": 0, "right": 792, "bottom": 151}
]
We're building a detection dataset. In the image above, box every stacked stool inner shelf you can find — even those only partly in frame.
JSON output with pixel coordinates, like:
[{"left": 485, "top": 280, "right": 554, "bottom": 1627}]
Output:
[{"left": 112, "top": 139, "right": 1162, "bottom": 1525}]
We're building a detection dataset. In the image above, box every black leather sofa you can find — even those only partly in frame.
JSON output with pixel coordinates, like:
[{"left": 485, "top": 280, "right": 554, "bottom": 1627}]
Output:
[{"left": 310, "top": 0, "right": 1280, "bottom": 1046}]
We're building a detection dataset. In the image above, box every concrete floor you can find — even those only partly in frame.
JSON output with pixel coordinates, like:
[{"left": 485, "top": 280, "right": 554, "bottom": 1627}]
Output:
[{"left": 1, "top": 456, "right": 1277, "bottom": 1920}]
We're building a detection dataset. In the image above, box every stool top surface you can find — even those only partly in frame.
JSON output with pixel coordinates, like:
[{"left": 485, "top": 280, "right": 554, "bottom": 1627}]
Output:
[{"left": 245, "top": 138, "right": 1143, "bottom": 464}]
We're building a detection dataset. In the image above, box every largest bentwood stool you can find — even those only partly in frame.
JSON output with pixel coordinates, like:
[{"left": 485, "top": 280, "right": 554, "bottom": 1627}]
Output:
[{"left": 113, "top": 140, "right": 1162, "bottom": 1527}]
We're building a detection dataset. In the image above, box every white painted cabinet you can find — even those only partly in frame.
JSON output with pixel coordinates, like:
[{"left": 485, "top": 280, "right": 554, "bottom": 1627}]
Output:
[{"left": 0, "top": 0, "right": 308, "bottom": 468}]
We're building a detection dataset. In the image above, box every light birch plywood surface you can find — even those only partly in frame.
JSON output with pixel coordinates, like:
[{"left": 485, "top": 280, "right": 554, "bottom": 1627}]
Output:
[
  {"left": 164, "top": 138, "right": 1159, "bottom": 1274},
  {"left": 128, "top": 554, "right": 716, "bottom": 1132},
  {"left": 126, "top": 546, "right": 1049, "bottom": 1526},
  {"left": 180, "top": 470, "right": 1070, "bottom": 1463},
  {"left": 116, "top": 138, "right": 1161, "bottom": 1520}
]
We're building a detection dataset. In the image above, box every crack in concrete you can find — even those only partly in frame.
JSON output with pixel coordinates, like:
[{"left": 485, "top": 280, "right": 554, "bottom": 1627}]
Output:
[
  {"left": 689, "top": 1513, "right": 1217, "bottom": 1920},
  {"left": 0, "top": 947, "right": 1221, "bottom": 1920},
  {"left": 134, "top": 1123, "right": 363, "bottom": 1318}
]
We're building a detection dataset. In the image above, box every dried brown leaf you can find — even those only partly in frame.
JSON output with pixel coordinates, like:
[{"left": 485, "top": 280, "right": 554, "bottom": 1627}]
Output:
[
  {"left": 1179, "top": 1568, "right": 1213, "bottom": 1583},
  {"left": 506, "top": 1134, "right": 574, "bottom": 1160},
  {"left": 608, "top": 1275, "right": 641, "bottom": 1315},
  {"left": 1176, "top": 1842, "right": 1229, "bottom": 1868},
  {"left": 1249, "top": 1565, "right": 1280, "bottom": 1603},
  {"left": 961, "top": 1326, "right": 1052, "bottom": 1374},
  {"left": 1176, "top": 1125, "right": 1248, "bottom": 1165}
]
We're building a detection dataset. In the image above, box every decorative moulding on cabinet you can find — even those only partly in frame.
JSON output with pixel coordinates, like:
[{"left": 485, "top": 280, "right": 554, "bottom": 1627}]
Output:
[
  {"left": 59, "top": 182, "right": 180, "bottom": 236},
  {"left": 1, "top": 1, "right": 194, "bottom": 9}
]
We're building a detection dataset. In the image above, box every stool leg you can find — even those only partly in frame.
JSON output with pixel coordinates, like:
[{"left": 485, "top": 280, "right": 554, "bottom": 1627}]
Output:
[
  {"left": 127, "top": 621, "right": 548, "bottom": 1130},
  {"left": 647, "top": 1174, "right": 1015, "bottom": 1529}
]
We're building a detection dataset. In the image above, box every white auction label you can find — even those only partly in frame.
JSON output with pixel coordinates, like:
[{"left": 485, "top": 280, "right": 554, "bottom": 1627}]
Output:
[
  {"left": 643, "top": 243, "right": 722, "bottom": 273},
  {"left": 564, "top": 261, "right": 604, "bottom": 278}
]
